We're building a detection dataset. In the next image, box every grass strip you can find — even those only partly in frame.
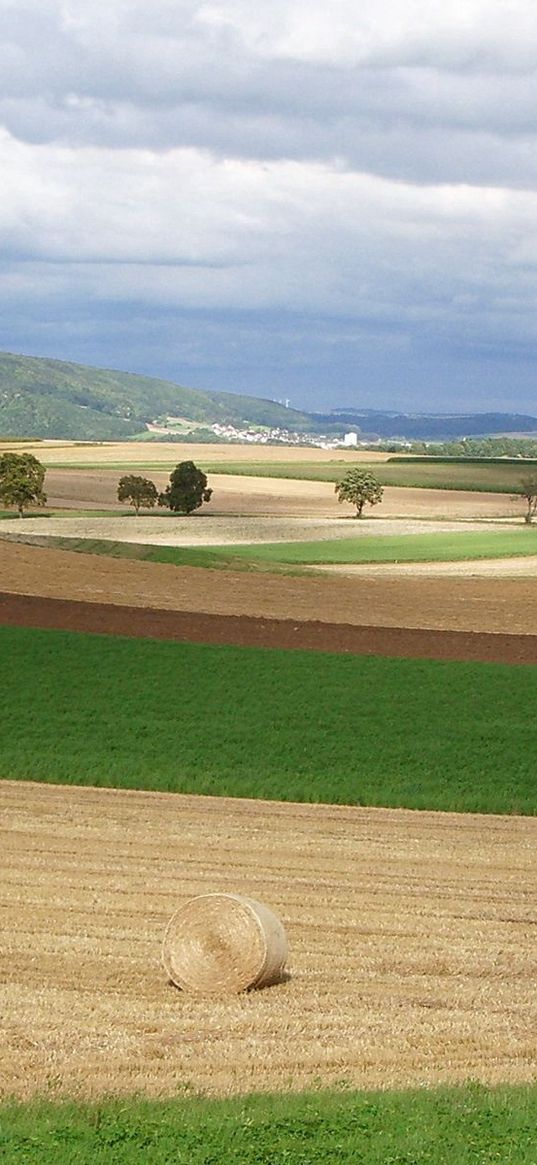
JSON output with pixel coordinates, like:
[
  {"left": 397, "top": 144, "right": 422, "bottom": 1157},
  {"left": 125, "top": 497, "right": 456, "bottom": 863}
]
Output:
[
  {"left": 1, "top": 627, "right": 536, "bottom": 814},
  {"left": 0, "top": 509, "right": 130, "bottom": 520},
  {"left": 13, "top": 528, "right": 537, "bottom": 573},
  {"left": 16, "top": 535, "right": 302, "bottom": 573},
  {"left": 1, "top": 1084, "right": 537, "bottom": 1164}
]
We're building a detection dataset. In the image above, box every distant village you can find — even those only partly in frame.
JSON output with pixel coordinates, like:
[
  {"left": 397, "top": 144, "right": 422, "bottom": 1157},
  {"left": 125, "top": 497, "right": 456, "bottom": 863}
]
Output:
[
  {"left": 209, "top": 422, "right": 365, "bottom": 449},
  {"left": 147, "top": 419, "right": 372, "bottom": 450}
]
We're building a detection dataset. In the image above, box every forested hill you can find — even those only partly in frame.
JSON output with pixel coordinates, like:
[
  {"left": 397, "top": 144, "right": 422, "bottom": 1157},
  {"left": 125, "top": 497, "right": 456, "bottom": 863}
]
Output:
[
  {"left": 1, "top": 349, "right": 536, "bottom": 441},
  {"left": 0, "top": 351, "right": 318, "bottom": 439},
  {"left": 321, "top": 408, "right": 537, "bottom": 441}
]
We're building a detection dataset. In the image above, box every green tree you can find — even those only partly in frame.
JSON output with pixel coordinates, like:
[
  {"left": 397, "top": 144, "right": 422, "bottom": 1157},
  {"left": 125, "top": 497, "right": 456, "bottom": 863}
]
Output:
[
  {"left": 158, "top": 461, "right": 212, "bottom": 514},
  {"left": 117, "top": 474, "right": 158, "bottom": 515},
  {"left": 334, "top": 468, "right": 384, "bottom": 517},
  {"left": 514, "top": 475, "right": 537, "bottom": 524},
  {"left": 0, "top": 452, "right": 47, "bottom": 517}
]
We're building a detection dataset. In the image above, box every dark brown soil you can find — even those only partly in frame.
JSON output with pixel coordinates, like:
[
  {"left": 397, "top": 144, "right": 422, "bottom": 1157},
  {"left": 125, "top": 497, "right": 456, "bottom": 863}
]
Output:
[{"left": 2, "top": 591, "right": 537, "bottom": 664}]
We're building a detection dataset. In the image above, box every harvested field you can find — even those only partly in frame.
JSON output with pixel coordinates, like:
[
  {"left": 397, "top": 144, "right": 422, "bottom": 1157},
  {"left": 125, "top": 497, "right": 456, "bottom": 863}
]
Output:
[
  {"left": 24, "top": 467, "right": 522, "bottom": 519},
  {"left": 0, "top": 440, "right": 393, "bottom": 466},
  {"left": 2, "top": 539, "right": 537, "bottom": 635},
  {"left": 1, "top": 780, "right": 535, "bottom": 1100},
  {"left": 0, "top": 513, "right": 512, "bottom": 547},
  {"left": 315, "top": 557, "right": 537, "bottom": 578}
]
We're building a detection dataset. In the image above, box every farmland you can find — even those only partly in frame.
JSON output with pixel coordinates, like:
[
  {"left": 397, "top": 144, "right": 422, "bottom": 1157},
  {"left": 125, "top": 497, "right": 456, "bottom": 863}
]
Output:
[
  {"left": 3, "top": 537, "right": 537, "bottom": 632},
  {"left": 202, "top": 457, "right": 537, "bottom": 494},
  {"left": 2, "top": 442, "right": 537, "bottom": 1164},
  {"left": 1, "top": 436, "right": 535, "bottom": 493},
  {"left": 2, "top": 625, "right": 537, "bottom": 813},
  {"left": 50, "top": 527, "right": 533, "bottom": 570},
  {"left": 2, "top": 779, "right": 536, "bottom": 1103}
]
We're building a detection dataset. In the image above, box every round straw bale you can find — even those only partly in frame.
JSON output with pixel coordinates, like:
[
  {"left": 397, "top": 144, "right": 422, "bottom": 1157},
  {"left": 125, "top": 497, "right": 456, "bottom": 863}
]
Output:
[{"left": 162, "top": 893, "right": 288, "bottom": 996}]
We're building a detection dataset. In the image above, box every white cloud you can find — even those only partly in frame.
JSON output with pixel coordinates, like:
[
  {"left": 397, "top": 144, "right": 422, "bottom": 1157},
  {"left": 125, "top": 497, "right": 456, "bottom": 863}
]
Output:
[
  {"left": 2, "top": 1, "right": 537, "bottom": 407},
  {"left": 3, "top": 126, "right": 537, "bottom": 333},
  {"left": 2, "top": 0, "right": 537, "bottom": 178}
]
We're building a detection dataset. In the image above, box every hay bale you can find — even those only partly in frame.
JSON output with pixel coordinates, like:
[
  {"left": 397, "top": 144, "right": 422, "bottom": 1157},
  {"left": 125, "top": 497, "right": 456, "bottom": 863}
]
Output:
[{"left": 162, "top": 893, "right": 288, "bottom": 996}]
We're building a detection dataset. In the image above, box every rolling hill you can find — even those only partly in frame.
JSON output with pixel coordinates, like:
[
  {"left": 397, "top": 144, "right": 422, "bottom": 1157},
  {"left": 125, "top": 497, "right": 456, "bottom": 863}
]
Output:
[
  {"left": 1, "top": 350, "right": 536, "bottom": 441},
  {"left": 0, "top": 351, "right": 318, "bottom": 440}
]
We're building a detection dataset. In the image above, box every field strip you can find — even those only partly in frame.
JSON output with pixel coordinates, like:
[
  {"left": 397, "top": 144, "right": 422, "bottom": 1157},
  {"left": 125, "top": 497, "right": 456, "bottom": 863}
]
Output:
[
  {"left": 3, "top": 540, "right": 537, "bottom": 634},
  {"left": 313, "top": 556, "right": 537, "bottom": 578},
  {"left": 3, "top": 592, "right": 537, "bottom": 663},
  {"left": 0, "top": 513, "right": 511, "bottom": 546},
  {"left": 1, "top": 780, "right": 536, "bottom": 1100},
  {"left": 0, "top": 441, "right": 393, "bottom": 466}
]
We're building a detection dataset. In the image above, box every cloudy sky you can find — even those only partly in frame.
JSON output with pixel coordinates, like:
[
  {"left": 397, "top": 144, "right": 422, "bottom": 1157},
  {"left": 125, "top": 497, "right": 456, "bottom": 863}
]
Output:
[{"left": 2, "top": 0, "right": 537, "bottom": 413}]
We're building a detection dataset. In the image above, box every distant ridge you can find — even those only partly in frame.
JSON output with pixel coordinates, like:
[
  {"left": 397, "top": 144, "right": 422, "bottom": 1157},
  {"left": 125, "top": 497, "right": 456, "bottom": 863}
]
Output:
[
  {"left": 0, "top": 350, "right": 317, "bottom": 440},
  {"left": 318, "top": 408, "right": 537, "bottom": 441},
  {"left": 0, "top": 350, "right": 536, "bottom": 441}
]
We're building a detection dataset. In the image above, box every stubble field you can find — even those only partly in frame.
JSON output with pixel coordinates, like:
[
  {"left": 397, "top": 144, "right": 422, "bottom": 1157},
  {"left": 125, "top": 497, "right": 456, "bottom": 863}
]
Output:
[{"left": 2, "top": 779, "right": 536, "bottom": 1101}]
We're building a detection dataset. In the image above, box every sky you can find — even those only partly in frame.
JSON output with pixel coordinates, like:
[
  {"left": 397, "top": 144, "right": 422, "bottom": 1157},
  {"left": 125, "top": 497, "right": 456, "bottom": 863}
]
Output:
[{"left": 2, "top": 0, "right": 537, "bottom": 414}]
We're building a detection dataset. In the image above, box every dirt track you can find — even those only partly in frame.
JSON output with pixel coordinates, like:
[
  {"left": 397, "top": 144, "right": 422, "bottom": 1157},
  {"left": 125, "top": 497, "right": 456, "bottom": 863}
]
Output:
[
  {"left": 2, "top": 540, "right": 537, "bottom": 636},
  {"left": 2, "top": 780, "right": 535, "bottom": 1100}
]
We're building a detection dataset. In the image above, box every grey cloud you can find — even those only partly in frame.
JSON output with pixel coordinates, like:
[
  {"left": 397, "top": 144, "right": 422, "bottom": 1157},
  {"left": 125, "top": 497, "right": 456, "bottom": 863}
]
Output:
[
  {"left": 2, "top": 1, "right": 537, "bottom": 413},
  {"left": 2, "top": 1, "right": 537, "bottom": 191}
]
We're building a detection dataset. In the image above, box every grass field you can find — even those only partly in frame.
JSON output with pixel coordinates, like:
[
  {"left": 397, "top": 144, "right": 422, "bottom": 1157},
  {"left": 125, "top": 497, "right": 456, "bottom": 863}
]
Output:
[
  {"left": 2, "top": 626, "right": 537, "bottom": 813},
  {"left": 24, "top": 527, "right": 537, "bottom": 573},
  {"left": 3, "top": 1085, "right": 537, "bottom": 1164},
  {"left": 226, "top": 528, "right": 537, "bottom": 565}
]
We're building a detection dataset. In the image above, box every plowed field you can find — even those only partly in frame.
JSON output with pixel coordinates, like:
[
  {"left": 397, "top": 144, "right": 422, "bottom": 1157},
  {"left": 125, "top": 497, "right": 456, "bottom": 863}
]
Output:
[
  {"left": 2, "top": 780, "right": 536, "bottom": 1100},
  {"left": 2, "top": 540, "right": 537, "bottom": 636}
]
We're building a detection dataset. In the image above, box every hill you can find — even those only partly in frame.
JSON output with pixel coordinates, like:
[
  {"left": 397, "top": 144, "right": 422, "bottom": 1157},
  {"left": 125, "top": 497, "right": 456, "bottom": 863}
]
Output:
[
  {"left": 0, "top": 351, "right": 318, "bottom": 440},
  {"left": 323, "top": 408, "right": 537, "bottom": 441},
  {"left": 1, "top": 350, "right": 537, "bottom": 441}
]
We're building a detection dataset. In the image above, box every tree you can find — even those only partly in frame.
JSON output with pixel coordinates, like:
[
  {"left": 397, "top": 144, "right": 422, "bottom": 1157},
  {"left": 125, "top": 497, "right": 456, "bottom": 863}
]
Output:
[
  {"left": 514, "top": 475, "right": 537, "bottom": 525},
  {"left": 158, "top": 461, "right": 212, "bottom": 514},
  {"left": 0, "top": 452, "right": 47, "bottom": 517},
  {"left": 117, "top": 474, "right": 158, "bottom": 515},
  {"left": 334, "top": 468, "right": 384, "bottom": 518}
]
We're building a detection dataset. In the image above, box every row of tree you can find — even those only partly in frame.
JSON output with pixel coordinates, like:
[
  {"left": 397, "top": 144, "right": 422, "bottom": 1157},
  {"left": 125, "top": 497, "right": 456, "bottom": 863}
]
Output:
[
  {"left": 117, "top": 463, "right": 212, "bottom": 514},
  {"left": 1, "top": 452, "right": 537, "bottom": 523},
  {"left": 0, "top": 455, "right": 213, "bottom": 517}
]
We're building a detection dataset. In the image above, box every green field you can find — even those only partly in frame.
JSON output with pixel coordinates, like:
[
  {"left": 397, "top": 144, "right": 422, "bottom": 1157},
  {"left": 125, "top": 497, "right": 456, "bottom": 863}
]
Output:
[
  {"left": 2, "top": 627, "right": 536, "bottom": 814},
  {"left": 2, "top": 1084, "right": 537, "bottom": 1165},
  {"left": 219, "top": 528, "right": 537, "bottom": 566},
  {"left": 31, "top": 526, "right": 537, "bottom": 572}
]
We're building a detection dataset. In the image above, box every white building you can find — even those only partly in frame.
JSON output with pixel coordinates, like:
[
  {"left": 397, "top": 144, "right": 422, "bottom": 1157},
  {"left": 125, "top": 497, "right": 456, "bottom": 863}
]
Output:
[{"left": 343, "top": 431, "right": 359, "bottom": 446}]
